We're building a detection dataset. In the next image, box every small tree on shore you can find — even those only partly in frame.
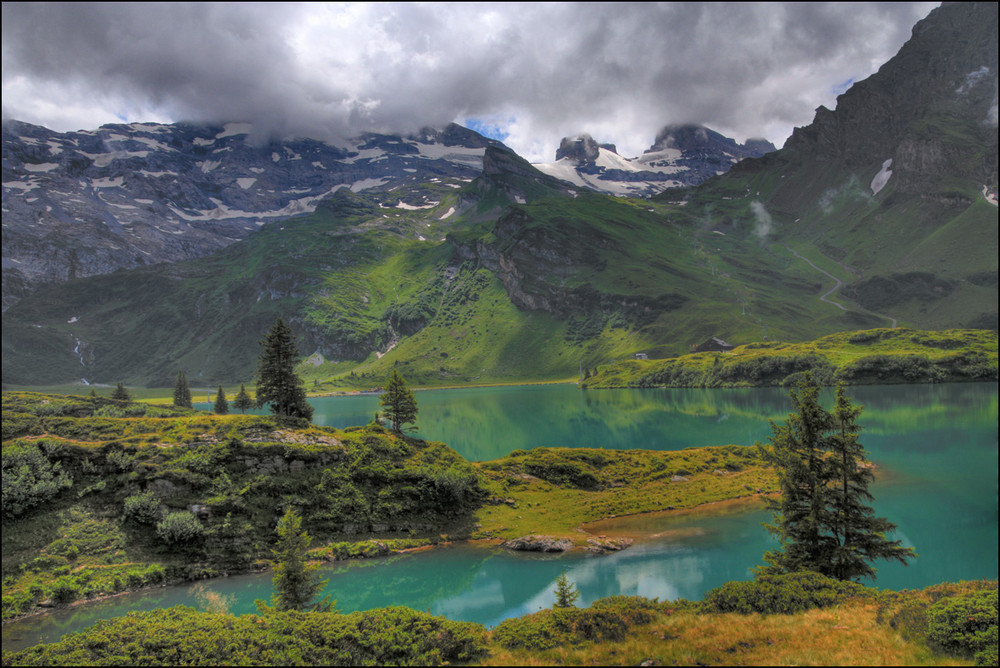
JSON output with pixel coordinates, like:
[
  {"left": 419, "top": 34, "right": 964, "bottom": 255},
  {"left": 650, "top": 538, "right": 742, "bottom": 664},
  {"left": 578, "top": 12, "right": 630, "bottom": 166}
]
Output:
[
  {"left": 553, "top": 572, "right": 580, "bottom": 608},
  {"left": 267, "top": 509, "right": 332, "bottom": 612},
  {"left": 233, "top": 384, "right": 254, "bottom": 415},
  {"left": 213, "top": 385, "right": 229, "bottom": 415},
  {"left": 255, "top": 319, "right": 313, "bottom": 421},
  {"left": 173, "top": 371, "right": 193, "bottom": 408},
  {"left": 379, "top": 370, "right": 418, "bottom": 432}
]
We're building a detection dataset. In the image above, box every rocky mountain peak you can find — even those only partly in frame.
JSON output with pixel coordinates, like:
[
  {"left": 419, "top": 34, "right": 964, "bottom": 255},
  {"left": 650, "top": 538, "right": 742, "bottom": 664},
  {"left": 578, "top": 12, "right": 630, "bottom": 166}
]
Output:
[
  {"left": 783, "top": 1, "right": 998, "bottom": 191},
  {"left": 555, "top": 134, "right": 601, "bottom": 162}
]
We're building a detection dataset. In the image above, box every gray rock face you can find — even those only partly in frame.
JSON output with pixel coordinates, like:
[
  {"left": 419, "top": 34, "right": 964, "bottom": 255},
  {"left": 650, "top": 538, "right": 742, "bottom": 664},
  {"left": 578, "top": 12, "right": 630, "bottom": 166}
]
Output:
[
  {"left": 535, "top": 125, "right": 775, "bottom": 197},
  {"left": 1, "top": 120, "right": 504, "bottom": 309},
  {"left": 501, "top": 535, "right": 575, "bottom": 552},
  {"left": 781, "top": 2, "right": 998, "bottom": 193}
]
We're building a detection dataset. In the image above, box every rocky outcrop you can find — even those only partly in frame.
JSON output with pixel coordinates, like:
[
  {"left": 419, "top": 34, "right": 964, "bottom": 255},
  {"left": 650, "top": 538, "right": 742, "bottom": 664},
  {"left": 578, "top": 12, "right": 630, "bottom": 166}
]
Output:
[
  {"left": 502, "top": 535, "right": 575, "bottom": 552},
  {"left": 585, "top": 536, "right": 635, "bottom": 554}
]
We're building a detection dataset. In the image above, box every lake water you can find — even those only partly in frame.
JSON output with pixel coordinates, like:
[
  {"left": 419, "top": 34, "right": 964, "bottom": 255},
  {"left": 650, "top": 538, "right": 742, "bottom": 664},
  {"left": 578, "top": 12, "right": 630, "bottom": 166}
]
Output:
[{"left": 5, "top": 382, "right": 996, "bottom": 651}]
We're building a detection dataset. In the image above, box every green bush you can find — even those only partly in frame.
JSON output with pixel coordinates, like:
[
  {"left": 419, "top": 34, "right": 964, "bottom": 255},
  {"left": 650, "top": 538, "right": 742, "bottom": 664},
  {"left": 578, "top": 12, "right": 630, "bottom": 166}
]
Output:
[
  {"left": 6, "top": 606, "right": 488, "bottom": 666},
  {"left": 1, "top": 442, "right": 73, "bottom": 518},
  {"left": 492, "top": 597, "right": 662, "bottom": 650},
  {"left": 927, "top": 589, "right": 998, "bottom": 665},
  {"left": 702, "top": 571, "right": 871, "bottom": 615},
  {"left": 123, "top": 490, "right": 162, "bottom": 525},
  {"left": 50, "top": 576, "right": 79, "bottom": 605},
  {"left": 156, "top": 512, "right": 205, "bottom": 545}
]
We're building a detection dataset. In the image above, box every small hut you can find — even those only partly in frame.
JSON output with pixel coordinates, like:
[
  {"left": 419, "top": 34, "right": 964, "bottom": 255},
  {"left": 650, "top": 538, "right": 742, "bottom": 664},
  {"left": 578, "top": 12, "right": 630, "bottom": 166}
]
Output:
[{"left": 692, "top": 337, "right": 734, "bottom": 353}]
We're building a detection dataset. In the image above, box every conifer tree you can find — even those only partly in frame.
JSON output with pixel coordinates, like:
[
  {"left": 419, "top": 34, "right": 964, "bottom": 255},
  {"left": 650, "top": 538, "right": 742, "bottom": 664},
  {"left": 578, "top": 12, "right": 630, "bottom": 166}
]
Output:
[
  {"left": 255, "top": 319, "right": 313, "bottom": 421},
  {"left": 213, "top": 385, "right": 229, "bottom": 415},
  {"left": 379, "top": 369, "right": 418, "bottom": 432},
  {"left": 173, "top": 371, "right": 193, "bottom": 408},
  {"left": 232, "top": 384, "right": 254, "bottom": 415},
  {"left": 111, "top": 382, "right": 131, "bottom": 401},
  {"left": 269, "top": 509, "right": 332, "bottom": 612},
  {"left": 761, "top": 375, "right": 915, "bottom": 581},
  {"left": 553, "top": 572, "right": 580, "bottom": 608},
  {"left": 825, "top": 385, "right": 915, "bottom": 581}
]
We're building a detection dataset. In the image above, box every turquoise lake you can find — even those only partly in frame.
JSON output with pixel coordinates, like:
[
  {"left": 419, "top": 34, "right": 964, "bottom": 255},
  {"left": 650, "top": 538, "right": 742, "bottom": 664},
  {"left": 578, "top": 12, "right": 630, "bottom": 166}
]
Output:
[{"left": 4, "top": 382, "right": 997, "bottom": 651}]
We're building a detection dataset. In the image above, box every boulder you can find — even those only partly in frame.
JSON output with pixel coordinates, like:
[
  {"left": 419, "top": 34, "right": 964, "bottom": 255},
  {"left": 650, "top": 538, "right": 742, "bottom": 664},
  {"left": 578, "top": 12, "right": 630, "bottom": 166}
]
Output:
[{"left": 501, "top": 535, "right": 574, "bottom": 552}]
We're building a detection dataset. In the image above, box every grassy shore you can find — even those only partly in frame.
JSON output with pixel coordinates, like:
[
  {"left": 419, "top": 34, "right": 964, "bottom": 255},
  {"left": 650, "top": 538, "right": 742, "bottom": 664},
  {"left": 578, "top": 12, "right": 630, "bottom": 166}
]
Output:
[
  {"left": 472, "top": 445, "right": 776, "bottom": 543},
  {"left": 585, "top": 328, "right": 997, "bottom": 389}
]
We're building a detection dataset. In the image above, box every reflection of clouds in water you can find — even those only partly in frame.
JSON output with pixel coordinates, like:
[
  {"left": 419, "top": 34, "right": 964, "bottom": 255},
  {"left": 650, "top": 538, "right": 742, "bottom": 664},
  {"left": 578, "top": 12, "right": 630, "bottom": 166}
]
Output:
[{"left": 431, "top": 577, "right": 504, "bottom": 620}]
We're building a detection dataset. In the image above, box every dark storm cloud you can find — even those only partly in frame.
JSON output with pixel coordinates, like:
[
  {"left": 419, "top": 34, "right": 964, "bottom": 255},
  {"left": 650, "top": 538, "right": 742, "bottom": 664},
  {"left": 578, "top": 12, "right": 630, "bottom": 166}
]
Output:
[{"left": 2, "top": 2, "right": 937, "bottom": 160}]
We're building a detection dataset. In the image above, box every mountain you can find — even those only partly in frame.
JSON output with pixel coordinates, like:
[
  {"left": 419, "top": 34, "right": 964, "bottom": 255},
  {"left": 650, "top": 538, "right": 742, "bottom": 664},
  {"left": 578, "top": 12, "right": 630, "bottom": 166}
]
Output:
[
  {"left": 1, "top": 121, "right": 504, "bottom": 309},
  {"left": 1, "top": 1, "right": 995, "bottom": 388},
  {"left": 533, "top": 125, "right": 775, "bottom": 197},
  {"left": 703, "top": 0, "right": 998, "bottom": 331}
]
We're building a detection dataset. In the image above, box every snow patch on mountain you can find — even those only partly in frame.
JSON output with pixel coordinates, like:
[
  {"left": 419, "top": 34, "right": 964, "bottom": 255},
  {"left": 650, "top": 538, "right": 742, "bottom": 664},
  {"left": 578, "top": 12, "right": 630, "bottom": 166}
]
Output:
[{"left": 870, "top": 158, "right": 893, "bottom": 195}]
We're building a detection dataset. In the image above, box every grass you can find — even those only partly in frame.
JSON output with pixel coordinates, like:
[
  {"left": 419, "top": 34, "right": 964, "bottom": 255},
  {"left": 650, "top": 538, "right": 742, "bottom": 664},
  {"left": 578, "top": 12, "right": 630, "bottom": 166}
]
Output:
[
  {"left": 586, "top": 328, "right": 998, "bottom": 389},
  {"left": 471, "top": 445, "right": 776, "bottom": 542},
  {"left": 479, "top": 600, "right": 968, "bottom": 666}
]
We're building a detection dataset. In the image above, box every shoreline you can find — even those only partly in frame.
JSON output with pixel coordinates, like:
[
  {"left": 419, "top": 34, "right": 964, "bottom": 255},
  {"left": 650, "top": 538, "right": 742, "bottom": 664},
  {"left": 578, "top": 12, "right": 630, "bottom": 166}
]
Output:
[{"left": 1, "top": 493, "right": 771, "bottom": 628}]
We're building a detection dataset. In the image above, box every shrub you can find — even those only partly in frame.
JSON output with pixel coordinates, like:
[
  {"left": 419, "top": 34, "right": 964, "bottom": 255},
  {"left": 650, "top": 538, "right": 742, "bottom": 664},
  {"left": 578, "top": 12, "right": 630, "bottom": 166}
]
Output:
[
  {"left": 156, "top": 512, "right": 205, "bottom": 545},
  {"left": 927, "top": 589, "right": 998, "bottom": 665},
  {"left": 493, "top": 597, "right": 662, "bottom": 650},
  {"left": 50, "top": 576, "right": 79, "bottom": 605},
  {"left": 1, "top": 442, "right": 73, "bottom": 518},
  {"left": 123, "top": 491, "right": 161, "bottom": 525},
  {"left": 702, "top": 571, "right": 871, "bottom": 615}
]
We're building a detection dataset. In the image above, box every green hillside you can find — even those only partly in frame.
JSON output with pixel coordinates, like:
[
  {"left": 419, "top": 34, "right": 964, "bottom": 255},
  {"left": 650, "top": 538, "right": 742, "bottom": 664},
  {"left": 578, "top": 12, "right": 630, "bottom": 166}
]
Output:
[{"left": 3, "top": 147, "right": 903, "bottom": 389}]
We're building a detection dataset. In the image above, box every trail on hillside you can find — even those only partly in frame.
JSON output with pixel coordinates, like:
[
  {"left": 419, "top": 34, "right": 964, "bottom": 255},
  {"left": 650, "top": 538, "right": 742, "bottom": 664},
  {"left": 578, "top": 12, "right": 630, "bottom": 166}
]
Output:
[{"left": 784, "top": 244, "right": 897, "bottom": 329}]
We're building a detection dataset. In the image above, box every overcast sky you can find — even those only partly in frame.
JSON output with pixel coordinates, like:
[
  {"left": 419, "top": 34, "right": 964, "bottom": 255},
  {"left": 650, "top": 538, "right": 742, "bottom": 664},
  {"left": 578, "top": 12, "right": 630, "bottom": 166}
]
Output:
[{"left": 2, "top": 2, "right": 938, "bottom": 162}]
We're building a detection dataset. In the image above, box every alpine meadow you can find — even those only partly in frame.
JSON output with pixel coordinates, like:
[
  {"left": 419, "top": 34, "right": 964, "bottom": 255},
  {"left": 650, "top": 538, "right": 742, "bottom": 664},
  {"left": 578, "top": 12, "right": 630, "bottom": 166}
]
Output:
[{"left": 1, "top": 2, "right": 997, "bottom": 666}]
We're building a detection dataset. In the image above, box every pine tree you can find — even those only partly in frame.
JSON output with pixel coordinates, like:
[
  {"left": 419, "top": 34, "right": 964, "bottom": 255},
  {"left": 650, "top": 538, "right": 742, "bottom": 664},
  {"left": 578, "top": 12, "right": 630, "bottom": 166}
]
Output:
[
  {"left": 761, "top": 375, "right": 915, "bottom": 581},
  {"left": 213, "top": 385, "right": 229, "bottom": 415},
  {"left": 255, "top": 319, "right": 313, "bottom": 421},
  {"left": 760, "top": 375, "right": 834, "bottom": 575},
  {"left": 379, "top": 369, "right": 418, "bottom": 432},
  {"left": 825, "top": 385, "right": 915, "bottom": 581},
  {"left": 553, "top": 572, "right": 580, "bottom": 608},
  {"left": 111, "top": 382, "right": 131, "bottom": 401},
  {"left": 232, "top": 384, "right": 254, "bottom": 415},
  {"left": 269, "top": 509, "right": 332, "bottom": 612},
  {"left": 173, "top": 371, "right": 193, "bottom": 408}
]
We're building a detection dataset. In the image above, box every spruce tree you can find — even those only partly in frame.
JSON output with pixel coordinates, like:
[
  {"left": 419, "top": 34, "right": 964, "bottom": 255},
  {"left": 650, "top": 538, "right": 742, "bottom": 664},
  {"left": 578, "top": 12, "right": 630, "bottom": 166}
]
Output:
[
  {"left": 111, "top": 382, "right": 131, "bottom": 401},
  {"left": 173, "top": 371, "right": 193, "bottom": 408},
  {"left": 269, "top": 509, "right": 332, "bottom": 612},
  {"left": 255, "top": 319, "right": 313, "bottom": 421},
  {"left": 553, "top": 572, "right": 580, "bottom": 608},
  {"left": 825, "top": 385, "right": 915, "bottom": 580},
  {"left": 761, "top": 375, "right": 915, "bottom": 581},
  {"left": 379, "top": 369, "right": 418, "bottom": 432},
  {"left": 233, "top": 384, "right": 254, "bottom": 415},
  {"left": 213, "top": 385, "right": 229, "bottom": 415}
]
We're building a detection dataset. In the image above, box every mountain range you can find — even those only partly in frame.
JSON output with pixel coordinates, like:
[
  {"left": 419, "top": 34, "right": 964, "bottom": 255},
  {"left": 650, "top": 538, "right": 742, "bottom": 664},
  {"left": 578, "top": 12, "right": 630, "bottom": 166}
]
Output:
[
  {"left": 1, "top": 1, "right": 996, "bottom": 389},
  {"left": 534, "top": 126, "right": 774, "bottom": 197}
]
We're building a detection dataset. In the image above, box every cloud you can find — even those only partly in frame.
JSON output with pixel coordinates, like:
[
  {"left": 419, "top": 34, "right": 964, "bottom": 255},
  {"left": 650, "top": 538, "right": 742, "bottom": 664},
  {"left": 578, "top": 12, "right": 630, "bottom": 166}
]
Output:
[
  {"left": 2, "top": 2, "right": 938, "bottom": 161},
  {"left": 750, "top": 201, "right": 773, "bottom": 238}
]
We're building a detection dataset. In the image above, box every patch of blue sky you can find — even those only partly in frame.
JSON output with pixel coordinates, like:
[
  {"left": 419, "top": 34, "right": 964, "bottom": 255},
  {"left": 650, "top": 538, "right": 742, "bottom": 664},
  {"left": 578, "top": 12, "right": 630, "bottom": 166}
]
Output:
[
  {"left": 462, "top": 116, "right": 514, "bottom": 142},
  {"left": 832, "top": 77, "right": 855, "bottom": 96}
]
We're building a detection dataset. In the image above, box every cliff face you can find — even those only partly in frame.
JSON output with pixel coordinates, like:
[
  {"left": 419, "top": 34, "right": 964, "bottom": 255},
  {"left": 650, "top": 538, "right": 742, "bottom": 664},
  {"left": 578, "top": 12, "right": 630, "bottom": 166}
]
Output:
[{"left": 783, "top": 2, "right": 998, "bottom": 193}]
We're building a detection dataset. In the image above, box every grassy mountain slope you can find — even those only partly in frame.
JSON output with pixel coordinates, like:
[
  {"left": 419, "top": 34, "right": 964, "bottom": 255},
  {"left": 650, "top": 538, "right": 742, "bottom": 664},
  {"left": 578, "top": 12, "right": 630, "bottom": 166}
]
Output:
[{"left": 2, "top": 148, "right": 889, "bottom": 388}]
